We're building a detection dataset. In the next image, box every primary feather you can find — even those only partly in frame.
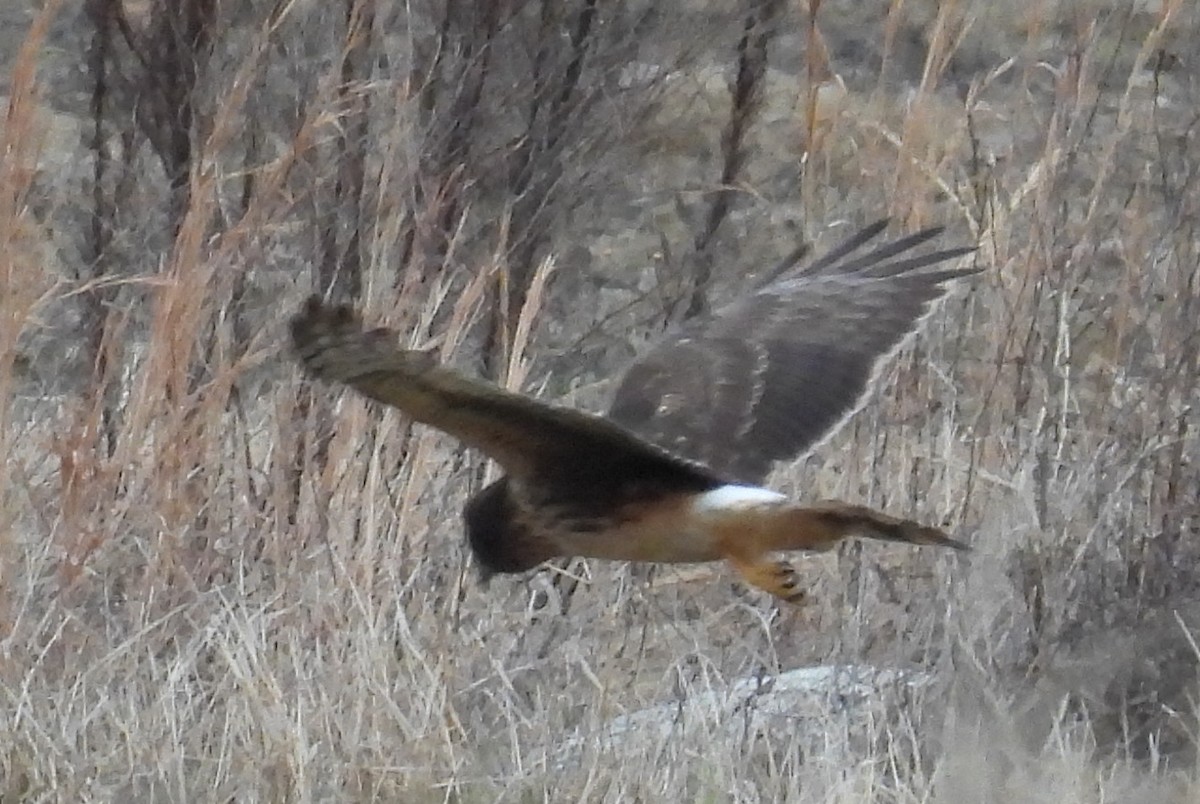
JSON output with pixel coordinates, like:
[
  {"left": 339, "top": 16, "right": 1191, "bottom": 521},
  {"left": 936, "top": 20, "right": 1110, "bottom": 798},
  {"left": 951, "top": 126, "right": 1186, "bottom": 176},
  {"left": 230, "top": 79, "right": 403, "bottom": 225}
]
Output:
[{"left": 606, "top": 222, "right": 978, "bottom": 483}]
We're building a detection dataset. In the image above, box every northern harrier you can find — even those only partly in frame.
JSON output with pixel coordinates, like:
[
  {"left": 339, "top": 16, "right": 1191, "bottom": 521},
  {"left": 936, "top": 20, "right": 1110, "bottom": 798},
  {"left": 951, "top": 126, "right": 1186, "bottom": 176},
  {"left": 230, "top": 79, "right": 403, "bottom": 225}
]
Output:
[{"left": 291, "top": 221, "right": 977, "bottom": 603}]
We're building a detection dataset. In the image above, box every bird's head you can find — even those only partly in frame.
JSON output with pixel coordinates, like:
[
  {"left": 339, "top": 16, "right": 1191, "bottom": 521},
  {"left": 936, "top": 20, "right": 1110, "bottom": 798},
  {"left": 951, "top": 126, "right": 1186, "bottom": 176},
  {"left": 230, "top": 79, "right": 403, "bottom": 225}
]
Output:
[{"left": 463, "top": 478, "right": 549, "bottom": 578}]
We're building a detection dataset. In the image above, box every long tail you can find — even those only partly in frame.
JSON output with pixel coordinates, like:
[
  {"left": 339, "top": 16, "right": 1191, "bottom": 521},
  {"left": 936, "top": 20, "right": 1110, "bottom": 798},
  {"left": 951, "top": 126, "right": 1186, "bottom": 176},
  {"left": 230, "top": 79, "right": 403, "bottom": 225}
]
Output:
[
  {"left": 797, "top": 501, "right": 970, "bottom": 551},
  {"left": 782, "top": 504, "right": 969, "bottom": 554},
  {"left": 717, "top": 499, "right": 967, "bottom": 603},
  {"left": 721, "top": 499, "right": 968, "bottom": 555}
]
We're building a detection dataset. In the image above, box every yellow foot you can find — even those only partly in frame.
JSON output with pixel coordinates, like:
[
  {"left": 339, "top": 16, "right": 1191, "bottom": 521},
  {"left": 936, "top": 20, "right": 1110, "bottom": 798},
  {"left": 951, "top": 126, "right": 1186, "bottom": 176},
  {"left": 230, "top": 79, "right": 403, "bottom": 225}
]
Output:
[{"left": 726, "top": 554, "right": 807, "bottom": 604}]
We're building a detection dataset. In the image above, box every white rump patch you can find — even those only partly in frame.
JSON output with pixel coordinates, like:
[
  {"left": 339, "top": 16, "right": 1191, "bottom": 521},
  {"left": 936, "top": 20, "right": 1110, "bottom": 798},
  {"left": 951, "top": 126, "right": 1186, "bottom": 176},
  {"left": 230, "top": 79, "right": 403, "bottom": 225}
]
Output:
[{"left": 693, "top": 484, "right": 787, "bottom": 513}]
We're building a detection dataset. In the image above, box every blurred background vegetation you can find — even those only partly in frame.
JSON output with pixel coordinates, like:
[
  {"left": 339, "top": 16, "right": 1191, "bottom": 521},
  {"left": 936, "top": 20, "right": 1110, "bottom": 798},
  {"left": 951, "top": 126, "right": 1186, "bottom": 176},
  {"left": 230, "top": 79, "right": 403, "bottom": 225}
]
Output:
[{"left": 1, "top": 0, "right": 1198, "bottom": 800}]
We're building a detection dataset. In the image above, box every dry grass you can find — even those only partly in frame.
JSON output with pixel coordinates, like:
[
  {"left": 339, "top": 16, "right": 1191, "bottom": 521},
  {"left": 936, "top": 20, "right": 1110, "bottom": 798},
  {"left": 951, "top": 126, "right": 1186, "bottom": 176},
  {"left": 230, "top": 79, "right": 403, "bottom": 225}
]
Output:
[{"left": 2, "top": 1, "right": 1199, "bottom": 801}]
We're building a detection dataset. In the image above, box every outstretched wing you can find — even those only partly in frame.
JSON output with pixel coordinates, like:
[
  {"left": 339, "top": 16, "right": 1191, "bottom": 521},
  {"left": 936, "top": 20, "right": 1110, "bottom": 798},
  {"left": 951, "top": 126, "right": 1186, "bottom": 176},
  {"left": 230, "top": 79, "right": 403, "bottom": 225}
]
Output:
[
  {"left": 606, "top": 221, "right": 978, "bottom": 484},
  {"left": 290, "top": 297, "right": 719, "bottom": 495}
]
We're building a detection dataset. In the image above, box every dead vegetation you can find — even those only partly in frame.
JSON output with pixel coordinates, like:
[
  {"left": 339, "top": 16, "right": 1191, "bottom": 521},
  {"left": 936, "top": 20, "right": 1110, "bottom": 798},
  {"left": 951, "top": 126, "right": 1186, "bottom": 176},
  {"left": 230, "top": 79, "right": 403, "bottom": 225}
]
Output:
[{"left": 1, "top": 0, "right": 1198, "bottom": 800}]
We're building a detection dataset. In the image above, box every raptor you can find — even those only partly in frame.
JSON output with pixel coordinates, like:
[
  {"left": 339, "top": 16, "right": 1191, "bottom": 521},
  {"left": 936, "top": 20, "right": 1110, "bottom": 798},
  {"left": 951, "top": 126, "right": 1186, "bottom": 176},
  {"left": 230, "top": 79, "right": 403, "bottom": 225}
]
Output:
[{"left": 290, "top": 221, "right": 977, "bottom": 603}]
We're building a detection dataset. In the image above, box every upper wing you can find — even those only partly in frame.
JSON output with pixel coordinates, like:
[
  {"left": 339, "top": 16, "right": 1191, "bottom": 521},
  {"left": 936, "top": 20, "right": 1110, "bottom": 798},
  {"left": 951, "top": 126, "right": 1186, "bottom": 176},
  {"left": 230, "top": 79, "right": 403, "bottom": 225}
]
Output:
[
  {"left": 290, "top": 297, "right": 718, "bottom": 498},
  {"left": 606, "top": 221, "right": 978, "bottom": 485}
]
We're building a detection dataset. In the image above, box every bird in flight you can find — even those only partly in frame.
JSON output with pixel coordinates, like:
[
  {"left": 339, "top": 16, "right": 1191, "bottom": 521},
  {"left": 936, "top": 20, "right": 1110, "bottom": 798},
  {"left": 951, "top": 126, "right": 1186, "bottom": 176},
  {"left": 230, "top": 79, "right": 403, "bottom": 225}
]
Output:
[{"left": 290, "top": 220, "right": 977, "bottom": 603}]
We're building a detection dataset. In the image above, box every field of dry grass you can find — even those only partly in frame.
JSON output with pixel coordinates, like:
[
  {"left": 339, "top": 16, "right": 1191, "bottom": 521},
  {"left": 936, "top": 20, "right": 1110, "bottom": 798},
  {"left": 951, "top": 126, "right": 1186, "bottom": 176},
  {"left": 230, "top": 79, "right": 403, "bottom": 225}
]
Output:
[{"left": 2, "top": 1, "right": 1199, "bottom": 801}]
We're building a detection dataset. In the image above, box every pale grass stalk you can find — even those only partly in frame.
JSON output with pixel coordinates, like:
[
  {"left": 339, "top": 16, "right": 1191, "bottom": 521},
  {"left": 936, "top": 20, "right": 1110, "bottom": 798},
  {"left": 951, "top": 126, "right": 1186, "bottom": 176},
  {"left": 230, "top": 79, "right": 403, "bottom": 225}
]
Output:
[
  {"left": 0, "top": 1, "right": 65, "bottom": 655},
  {"left": 504, "top": 253, "right": 558, "bottom": 394},
  {"left": 1081, "top": 0, "right": 1183, "bottom": 227},
  {"left": 116, "top": 16, "right": 335, "bottom": 503},
  {"left": 0, "top": 0, "right": 64, "bottom": 418},
  {"left": 855, "top": 116, "right": 968, "bottom": 222},
  {"left": 439, "top": 259, "right": 494, "bottom": 361},
  {"left": 915, "top": 0, "right": 970, "bottom": 94},
  {"left": 800, "top": 0, "right": 830, "bottom": 213},
  {"left": 890, "top": 0, "right": 969, "bottom": 223}
]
